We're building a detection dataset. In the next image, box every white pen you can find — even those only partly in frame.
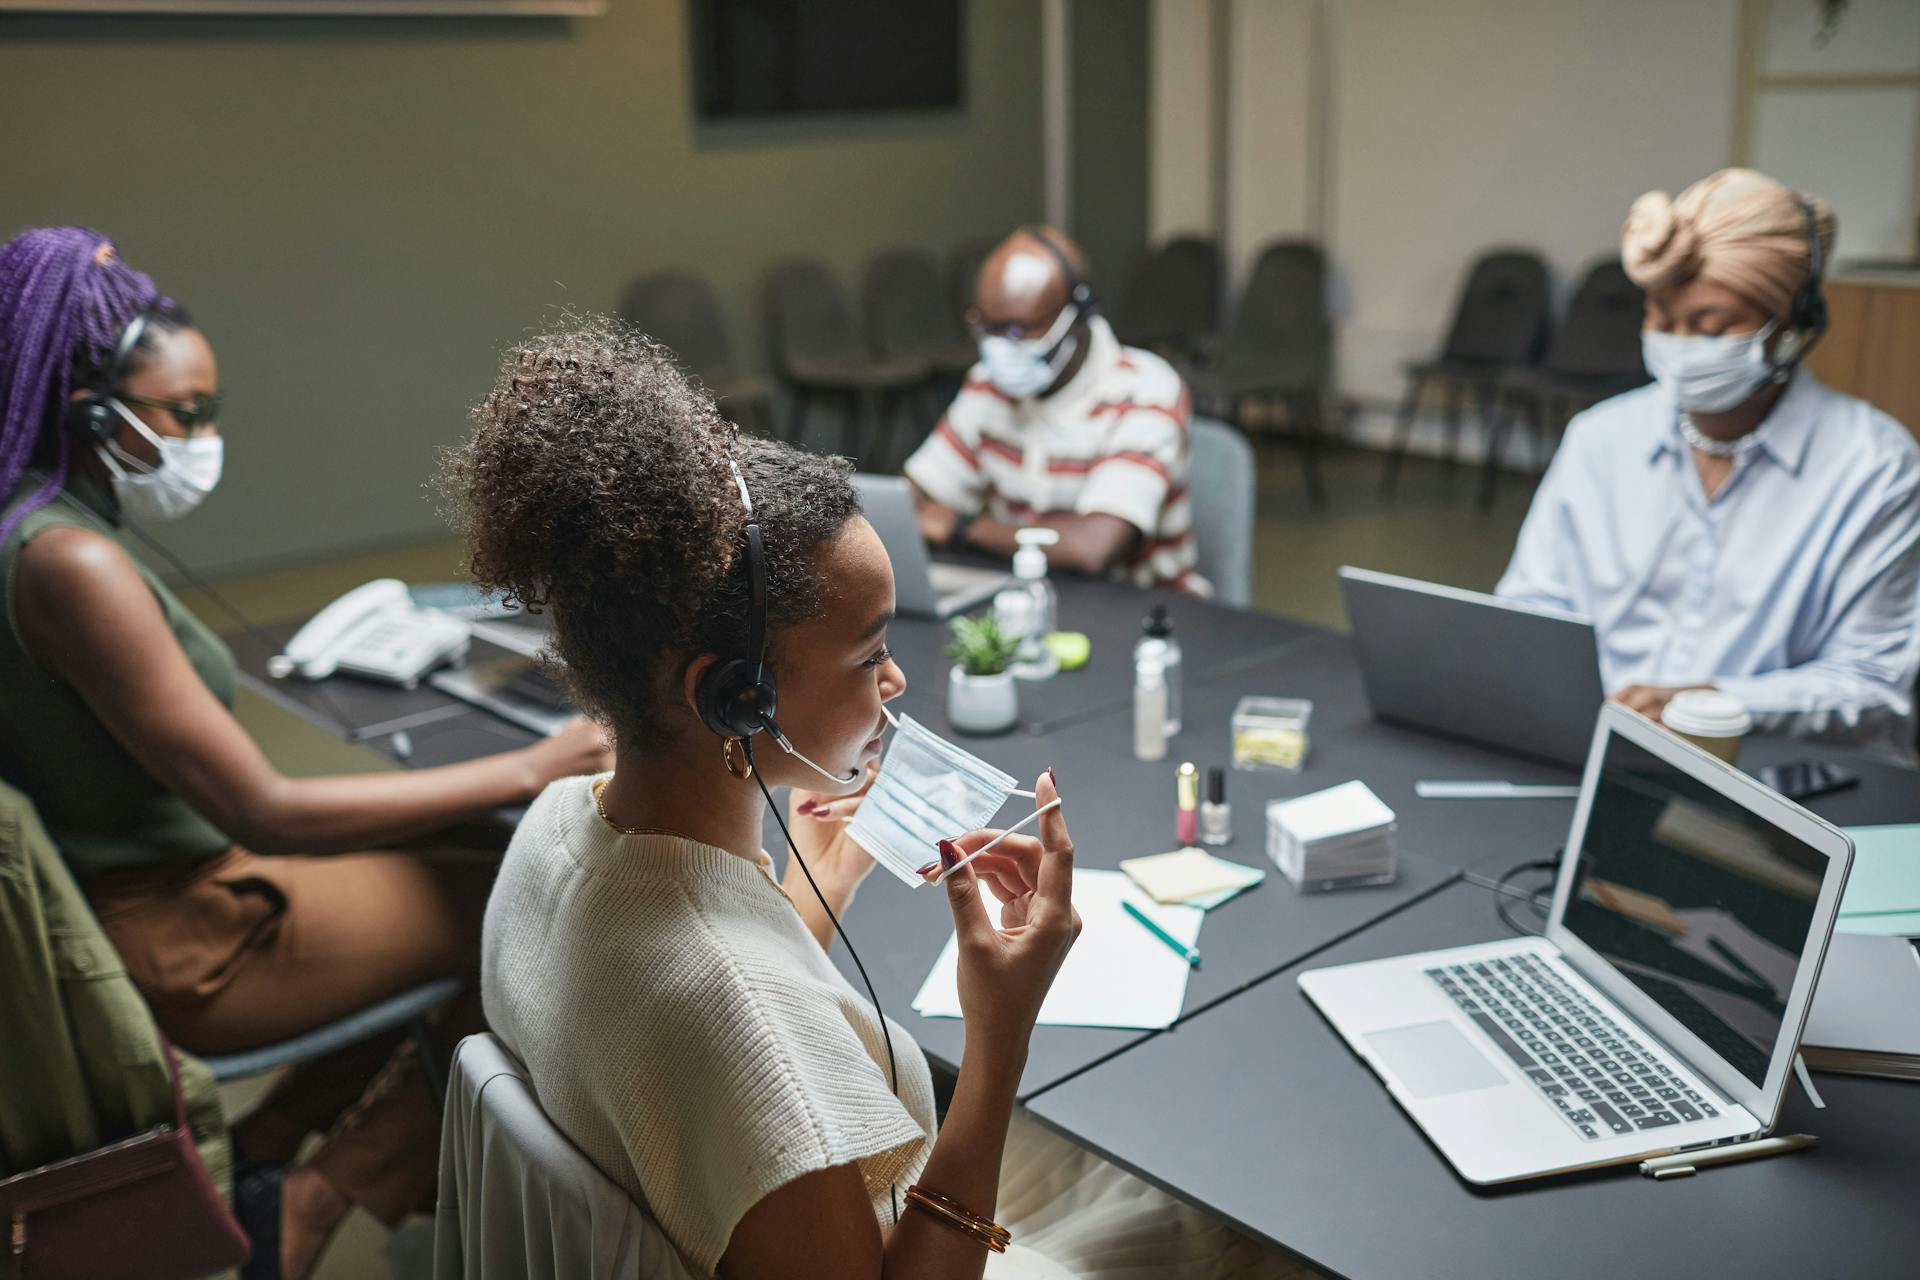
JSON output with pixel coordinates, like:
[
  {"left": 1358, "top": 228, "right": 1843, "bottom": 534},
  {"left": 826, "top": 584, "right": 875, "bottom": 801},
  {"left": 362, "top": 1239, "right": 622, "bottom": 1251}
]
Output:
[
  {"left": 1415, "top": 780, "right": 1582, "bottom": 800},
  {"left": 935, "top": 799, "right": 1063, "bottom": 885},
  {"left": 1639, "top": 1133, "right": 1817, "bottom": 1180}
]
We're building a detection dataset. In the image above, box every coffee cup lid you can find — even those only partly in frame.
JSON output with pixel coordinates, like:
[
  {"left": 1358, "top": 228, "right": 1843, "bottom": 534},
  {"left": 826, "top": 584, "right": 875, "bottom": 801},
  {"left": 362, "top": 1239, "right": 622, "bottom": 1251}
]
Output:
[{"left": 1662, "top": 689, "right": 1752, "bottom": 738}]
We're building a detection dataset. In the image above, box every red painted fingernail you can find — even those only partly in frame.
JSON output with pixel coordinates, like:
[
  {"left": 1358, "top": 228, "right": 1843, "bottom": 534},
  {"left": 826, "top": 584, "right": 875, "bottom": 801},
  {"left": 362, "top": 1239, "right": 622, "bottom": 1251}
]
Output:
[
  {"left": 916, "top": 861, "right": 938, "bottom": 877},
  {"left": 937, "top": 839, "right": 960, "bottom": 871},
  {"left": 1046, "top": 766, "right": 1058, "bottom": 787},
  {"left": 797, "top": 798, "right": 819, "bottom": 815}
]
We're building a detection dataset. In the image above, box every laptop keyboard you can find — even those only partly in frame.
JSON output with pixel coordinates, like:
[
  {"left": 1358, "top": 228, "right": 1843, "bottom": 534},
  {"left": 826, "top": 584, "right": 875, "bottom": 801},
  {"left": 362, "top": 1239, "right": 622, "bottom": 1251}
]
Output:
[{"left": 1426, "top": 954, "right": 1720, "bottom": 1141}]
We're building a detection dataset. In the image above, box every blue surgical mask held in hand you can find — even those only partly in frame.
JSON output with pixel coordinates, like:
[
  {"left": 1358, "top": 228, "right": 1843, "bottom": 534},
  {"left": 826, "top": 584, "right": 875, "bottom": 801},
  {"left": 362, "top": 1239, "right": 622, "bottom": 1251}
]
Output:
[
  {"left": 977, "top": 303, "right": 1081, "bottom": 399},
  {"left": 847, "top": 712, "right": 1039, "bottom": 886},
  {"left": 1641, "top": 320, "right": 1780, "bottom": 414}
]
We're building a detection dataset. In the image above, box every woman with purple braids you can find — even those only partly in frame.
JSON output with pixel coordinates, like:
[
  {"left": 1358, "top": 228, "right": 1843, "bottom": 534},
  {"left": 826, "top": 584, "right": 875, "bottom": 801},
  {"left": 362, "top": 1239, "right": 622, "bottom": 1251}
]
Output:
[{"left": 0, "top": 227, "right": 612, "bottom": 1279}]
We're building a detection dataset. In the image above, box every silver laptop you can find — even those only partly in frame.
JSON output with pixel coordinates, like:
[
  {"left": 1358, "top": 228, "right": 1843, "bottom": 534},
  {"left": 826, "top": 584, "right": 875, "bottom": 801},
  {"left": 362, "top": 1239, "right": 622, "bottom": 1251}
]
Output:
[
  {"left": 1339, "top": 566, "right": 1606, "bottom": 769},
  {"left": 856, "top": 475, "right": 1009, "bottom": 619},
  {"left": 1300, "top": 703, "right": 1854, "bottom": 1184}
]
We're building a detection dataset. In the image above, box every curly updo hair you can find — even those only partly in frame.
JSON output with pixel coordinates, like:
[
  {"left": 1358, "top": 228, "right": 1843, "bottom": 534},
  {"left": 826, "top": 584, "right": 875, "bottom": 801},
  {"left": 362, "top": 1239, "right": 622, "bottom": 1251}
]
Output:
[{"left": 440, "top": 315, "right": 861, "bottom": 751}]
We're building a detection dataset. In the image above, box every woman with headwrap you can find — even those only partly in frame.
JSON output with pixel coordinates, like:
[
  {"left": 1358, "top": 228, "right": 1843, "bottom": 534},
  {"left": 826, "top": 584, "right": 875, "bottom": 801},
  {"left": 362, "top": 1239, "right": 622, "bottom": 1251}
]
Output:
[{"left": 1498, "top": 168, "right": 1920, "bottom": 760}]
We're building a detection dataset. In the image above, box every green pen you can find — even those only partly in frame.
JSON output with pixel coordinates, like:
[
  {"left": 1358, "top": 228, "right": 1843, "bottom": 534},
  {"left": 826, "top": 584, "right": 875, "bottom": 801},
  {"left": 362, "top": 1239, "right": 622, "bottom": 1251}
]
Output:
[{"left": 1122, "top": 899, "right": 1201, "bottom": 968}]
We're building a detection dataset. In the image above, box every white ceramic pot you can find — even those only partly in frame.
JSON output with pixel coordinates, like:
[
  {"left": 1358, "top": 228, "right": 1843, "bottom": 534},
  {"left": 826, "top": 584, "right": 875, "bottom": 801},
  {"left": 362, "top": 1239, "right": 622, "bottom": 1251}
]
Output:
[{"left": 947, "top": 665, "right": 1020, "bottom": 735}]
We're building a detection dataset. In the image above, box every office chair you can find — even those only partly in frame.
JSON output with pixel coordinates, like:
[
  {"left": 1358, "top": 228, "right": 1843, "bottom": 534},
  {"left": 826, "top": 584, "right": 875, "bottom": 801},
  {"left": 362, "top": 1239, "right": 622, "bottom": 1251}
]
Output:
[
  {"left": 434, "top": 1034, "right": 696, "bottom": 1280},
  {"left": 1188, "top": 416, "right": 1257, "bottom": 608},
  {"left": 767, "top": 260, "right": 930, "bottom": 467},
  {"left": 620, "top": 272, "right": 775, "bottom": 436},
  {"left": 1379, "top": 248, "right": 1552, "bottom": 497}
]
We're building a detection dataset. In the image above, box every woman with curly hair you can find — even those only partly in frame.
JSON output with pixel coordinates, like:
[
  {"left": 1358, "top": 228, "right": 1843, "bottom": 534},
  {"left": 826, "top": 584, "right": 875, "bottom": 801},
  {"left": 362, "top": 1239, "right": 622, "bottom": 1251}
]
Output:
[
  {"left": 0, "top": 227, "right": 612, "bottom": 1279},
  {"left": 452, "top": 314, "right": 1311, "bottom": 1279}
]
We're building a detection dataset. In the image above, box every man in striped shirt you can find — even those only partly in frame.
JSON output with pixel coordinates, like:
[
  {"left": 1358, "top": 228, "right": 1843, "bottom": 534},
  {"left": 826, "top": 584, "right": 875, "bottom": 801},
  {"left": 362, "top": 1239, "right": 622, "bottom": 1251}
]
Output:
[{"left": 904, "top": 226, "right": 1206, "bottom": 594}]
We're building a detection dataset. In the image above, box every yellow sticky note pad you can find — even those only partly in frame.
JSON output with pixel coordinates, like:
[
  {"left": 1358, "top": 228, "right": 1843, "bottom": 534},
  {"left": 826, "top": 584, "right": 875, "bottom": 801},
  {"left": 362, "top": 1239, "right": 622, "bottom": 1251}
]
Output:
[{"left": 1120, "top": 847, "right": 1258, "bottom": 904}]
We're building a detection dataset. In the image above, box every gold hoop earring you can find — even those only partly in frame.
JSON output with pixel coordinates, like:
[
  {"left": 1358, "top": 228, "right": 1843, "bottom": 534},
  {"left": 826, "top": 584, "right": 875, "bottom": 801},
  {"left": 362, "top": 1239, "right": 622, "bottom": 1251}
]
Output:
[{"left": 722, "top": 736, "right": 754, "bottom": 780}]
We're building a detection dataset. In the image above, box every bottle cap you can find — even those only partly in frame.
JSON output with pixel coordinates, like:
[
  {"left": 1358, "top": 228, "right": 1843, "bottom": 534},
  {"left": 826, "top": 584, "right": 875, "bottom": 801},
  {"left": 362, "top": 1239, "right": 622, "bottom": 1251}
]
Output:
[
  {"left": 1176, "top": 761, "right": 1199, "bottom": 808},
  {"left": 1206, "top": 766, "right": 1225, "bottom": 804},
  {"left": 1013, "top": 527, "right": 1059, "bottom": 580},
  {"left": 1143, "top": 603, "right": 1172, "bottom": 638}
]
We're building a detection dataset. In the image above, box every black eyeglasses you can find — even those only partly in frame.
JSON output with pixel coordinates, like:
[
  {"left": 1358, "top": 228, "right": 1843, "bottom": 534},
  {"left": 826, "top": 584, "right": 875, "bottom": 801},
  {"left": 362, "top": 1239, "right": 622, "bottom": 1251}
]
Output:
[{"left": 117, "top": 392, "right": 223, "bottom": 432}]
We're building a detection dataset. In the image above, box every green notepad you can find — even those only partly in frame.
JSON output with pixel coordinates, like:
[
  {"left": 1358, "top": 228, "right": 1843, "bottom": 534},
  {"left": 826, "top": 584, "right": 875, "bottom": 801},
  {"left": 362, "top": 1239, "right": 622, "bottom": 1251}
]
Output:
[{"left": 1838, "top": 824, "right": 1920, "bottom": 937}]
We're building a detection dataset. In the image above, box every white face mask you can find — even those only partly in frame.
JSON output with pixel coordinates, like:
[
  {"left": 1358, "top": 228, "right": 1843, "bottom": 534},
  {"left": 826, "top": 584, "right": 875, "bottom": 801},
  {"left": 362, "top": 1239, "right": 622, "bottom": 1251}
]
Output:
[
  {"left": 845, "top": 712, "right": 1034, "bottom": 887},
  {"left": 977, "top": 303, "right": 1081, "bottom": 399},
  {"left": 96, "top": 399, "right": 223, "bottom": 523},
  {"left": 1641, "top": 320, "right": 1780, "bottom": 414}
]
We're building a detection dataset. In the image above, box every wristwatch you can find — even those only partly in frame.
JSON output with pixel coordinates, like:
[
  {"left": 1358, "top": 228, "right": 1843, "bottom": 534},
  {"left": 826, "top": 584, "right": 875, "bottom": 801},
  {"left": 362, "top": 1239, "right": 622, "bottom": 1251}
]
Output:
[{"left": 947, "top": 511, "right": 977, "bottom": 550}]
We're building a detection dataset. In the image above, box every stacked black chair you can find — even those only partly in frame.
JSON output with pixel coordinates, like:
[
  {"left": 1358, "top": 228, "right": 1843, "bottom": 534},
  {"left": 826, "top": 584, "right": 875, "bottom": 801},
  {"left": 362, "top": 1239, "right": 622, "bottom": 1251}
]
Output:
[
  {"left": 1113, "top": 236, "right": 1222, "bottom": 361},
  {"left": 865, "top": 248, "right": 977, "bottom": 381},
  {"left": 767, "top": 260, "right": 930, "bottom": 466},
  {"left": 949, "top": 237, "right": 998, "bottom": 320},
  {"left": 1478, "top": 258, "right": 1647, "bottom": 507},
  {"left": 1379, "top": 249, "right": 1551, "bottom": 496},
  {"left": 1184, "top": 240, "right": 1332, "bottom": 507},
  {"left": 621, "top": 272, "right": 774, "bottom": 435}
]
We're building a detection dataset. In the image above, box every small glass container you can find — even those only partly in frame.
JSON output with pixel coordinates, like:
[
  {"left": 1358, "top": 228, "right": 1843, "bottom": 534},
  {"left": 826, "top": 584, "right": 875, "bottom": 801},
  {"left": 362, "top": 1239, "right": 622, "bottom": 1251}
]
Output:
[{"left": 1231, "top": 696, "right": 1312, "bottom": 772}]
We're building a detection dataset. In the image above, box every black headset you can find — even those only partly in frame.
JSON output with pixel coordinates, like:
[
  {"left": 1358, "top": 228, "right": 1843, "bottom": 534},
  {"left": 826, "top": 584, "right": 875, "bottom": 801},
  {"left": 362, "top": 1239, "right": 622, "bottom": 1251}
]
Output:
[
  {"left": 65, "top": 306, "right": 155, "bottom": 444},
  {"left": 694, "top": 454, "right": 779, "bottom": 741},
  {"left": 1785, "top": 195, "right": 1828, "bottom": 354},
  {"left": 1020, "top": 224, "right": 1098, "bottom": 317}
]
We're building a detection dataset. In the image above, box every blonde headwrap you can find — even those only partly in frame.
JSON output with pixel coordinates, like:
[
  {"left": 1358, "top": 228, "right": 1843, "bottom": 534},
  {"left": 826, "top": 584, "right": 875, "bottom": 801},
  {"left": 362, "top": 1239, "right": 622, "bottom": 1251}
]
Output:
[{"left": 1621, "top": 168, "right": 1835, "bottom": 317}]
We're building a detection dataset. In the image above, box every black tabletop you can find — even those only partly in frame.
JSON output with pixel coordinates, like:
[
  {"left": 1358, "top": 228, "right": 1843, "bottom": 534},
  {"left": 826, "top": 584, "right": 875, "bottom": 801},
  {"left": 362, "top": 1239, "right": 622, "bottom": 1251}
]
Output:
[{"left": 1025, "top": 880, "right": 1920, "bottom": 1280}]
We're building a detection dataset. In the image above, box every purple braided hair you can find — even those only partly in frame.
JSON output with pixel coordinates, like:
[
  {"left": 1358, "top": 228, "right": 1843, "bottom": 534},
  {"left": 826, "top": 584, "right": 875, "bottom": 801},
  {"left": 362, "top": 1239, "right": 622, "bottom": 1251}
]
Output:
[{"left": 0, "top": 227, "right": 173, "bottom": 546}]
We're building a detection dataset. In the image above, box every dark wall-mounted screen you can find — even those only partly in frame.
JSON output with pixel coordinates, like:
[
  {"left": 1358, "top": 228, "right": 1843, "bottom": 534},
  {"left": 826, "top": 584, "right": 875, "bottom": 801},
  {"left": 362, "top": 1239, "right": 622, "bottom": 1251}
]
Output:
[{"left": 692, "top": 0, "right": 964, "bottom": 119}]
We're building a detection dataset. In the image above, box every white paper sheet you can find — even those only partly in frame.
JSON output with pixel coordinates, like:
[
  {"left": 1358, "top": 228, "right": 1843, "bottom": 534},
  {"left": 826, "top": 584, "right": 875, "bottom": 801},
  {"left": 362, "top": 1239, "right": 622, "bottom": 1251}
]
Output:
[{"left": 911, "top": 869, "right": 1204, "bottom": 1030}]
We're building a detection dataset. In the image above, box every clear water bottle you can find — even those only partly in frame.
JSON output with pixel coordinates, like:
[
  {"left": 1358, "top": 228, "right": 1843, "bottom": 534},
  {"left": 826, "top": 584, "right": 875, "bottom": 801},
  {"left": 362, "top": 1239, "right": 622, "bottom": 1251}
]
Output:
[
  {"left": 994, "top": 528, "right": 1060, "bottom": 680},
  {"left": 1134, "top": 604, "right": 1182, "bottom": 736}
]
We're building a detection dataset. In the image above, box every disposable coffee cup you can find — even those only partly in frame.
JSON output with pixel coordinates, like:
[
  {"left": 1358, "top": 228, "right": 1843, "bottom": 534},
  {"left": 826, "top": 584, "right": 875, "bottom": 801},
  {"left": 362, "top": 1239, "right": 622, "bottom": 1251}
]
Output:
[{"left": 1661, "top": 689, "right": 1752, "bottom": 764}]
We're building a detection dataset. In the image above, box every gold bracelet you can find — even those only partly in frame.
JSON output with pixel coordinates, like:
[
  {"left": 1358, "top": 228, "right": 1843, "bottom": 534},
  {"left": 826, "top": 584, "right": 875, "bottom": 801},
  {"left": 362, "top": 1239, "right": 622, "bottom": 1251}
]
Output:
[{"left": 904, "top": 1185, "right": 1011, "bottom": 1253}]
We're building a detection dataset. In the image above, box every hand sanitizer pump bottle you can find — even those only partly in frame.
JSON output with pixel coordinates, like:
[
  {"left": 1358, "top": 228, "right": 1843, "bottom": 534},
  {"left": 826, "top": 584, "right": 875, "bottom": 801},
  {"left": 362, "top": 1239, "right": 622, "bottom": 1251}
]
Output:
[{"left": 993, "top": 527, "right": 1060, "bottom": 680}]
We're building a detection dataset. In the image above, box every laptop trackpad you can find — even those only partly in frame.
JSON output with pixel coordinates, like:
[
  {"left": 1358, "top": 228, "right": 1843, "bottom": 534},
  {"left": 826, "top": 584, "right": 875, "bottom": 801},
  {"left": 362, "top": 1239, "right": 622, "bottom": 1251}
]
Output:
[{"left": 1365, "top": 1022, "right": 1510, "bottom": 1098}]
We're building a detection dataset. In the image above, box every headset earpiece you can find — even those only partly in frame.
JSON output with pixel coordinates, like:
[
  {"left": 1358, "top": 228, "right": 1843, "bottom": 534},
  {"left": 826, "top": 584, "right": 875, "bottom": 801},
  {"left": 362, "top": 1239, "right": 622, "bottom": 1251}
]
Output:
[
  {"left": 695, "top": 656, "right": 777, "bottom": 740},
  {"left": 1784, "top": 196, "right": 1828, "bottom": 360},
  {"left": 66, "top": 393, "right": 121, "bottom": 444},
  {"left": 67, "top": 307, "right": 156, "bottom": 447},
  {"left": 1021, "top": 225, "right": 1098, "bottom": 317}
]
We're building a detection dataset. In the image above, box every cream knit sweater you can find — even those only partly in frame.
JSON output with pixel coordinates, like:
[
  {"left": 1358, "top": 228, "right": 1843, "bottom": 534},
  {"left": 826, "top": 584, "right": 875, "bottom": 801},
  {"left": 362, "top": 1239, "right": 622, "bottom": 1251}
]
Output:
[{"left": 482, "top": 776, "right": 937, "bottom": 1276}]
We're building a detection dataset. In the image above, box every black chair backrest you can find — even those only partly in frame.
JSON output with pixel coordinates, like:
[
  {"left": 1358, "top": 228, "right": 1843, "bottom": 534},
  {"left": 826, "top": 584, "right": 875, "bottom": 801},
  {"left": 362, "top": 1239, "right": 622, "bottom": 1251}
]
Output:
[
  {"left": 1439, "top": 249, "right": 1552, "bottom": 367},
  {"left": 1114, "top": 235, "right": 1221, "bottom": 348},
  {"left": 1219, "top": 239, "right": 1330, "bottom": 384},
  {"left": 949, "top": 237, "right": 998, "bottom": 318},
  {"left": 767, "top": 260, "right": 862, "bottom": 371},
  {"left": 866, "top": 249, "right": 964, "bottom": 361},
  {"left": 1545, "top": 258, "right": 1647, "bottom": 381},
  {"left": 620, "top": 273, "right": 736, "bottom": 375}
]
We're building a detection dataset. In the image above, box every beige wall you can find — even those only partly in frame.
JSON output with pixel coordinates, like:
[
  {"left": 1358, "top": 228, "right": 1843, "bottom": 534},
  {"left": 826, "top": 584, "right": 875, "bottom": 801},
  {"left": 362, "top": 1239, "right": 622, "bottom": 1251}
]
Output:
[
  {"left": 0, "top": 3, "right": 1045, "bottom": 574},
  {"left": 1327, "top": 0, "right": 1740, "bottom": 415}
]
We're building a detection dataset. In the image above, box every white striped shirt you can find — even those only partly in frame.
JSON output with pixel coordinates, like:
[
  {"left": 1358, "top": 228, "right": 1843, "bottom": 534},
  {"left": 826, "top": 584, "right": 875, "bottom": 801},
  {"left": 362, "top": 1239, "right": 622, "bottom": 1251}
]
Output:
[{"left": 904, "top": 316, "right": 1206, "bottom": 594}]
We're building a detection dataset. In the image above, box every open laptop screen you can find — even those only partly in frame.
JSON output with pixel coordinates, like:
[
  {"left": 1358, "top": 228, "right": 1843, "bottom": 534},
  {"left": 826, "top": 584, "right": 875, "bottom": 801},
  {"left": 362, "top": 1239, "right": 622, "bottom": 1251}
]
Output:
[{"left": 1561, "top": 733, "right": 1829, "bottom": 1086}]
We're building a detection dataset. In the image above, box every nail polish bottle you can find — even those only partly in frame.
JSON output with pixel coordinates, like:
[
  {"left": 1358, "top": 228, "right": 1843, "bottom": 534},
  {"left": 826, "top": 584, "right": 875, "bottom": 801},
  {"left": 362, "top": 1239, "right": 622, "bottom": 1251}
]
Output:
[
  {"left": 1176, "top": 762, "right": 1199, "bottom": 845},
  {"left": 1200, "top": 767, "right": 1231, "bottom": 845}
]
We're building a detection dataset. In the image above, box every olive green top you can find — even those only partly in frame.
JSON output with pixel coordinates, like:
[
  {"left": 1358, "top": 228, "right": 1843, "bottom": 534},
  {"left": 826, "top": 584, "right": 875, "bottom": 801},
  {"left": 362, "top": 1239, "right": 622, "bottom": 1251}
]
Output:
[{"left": 0, "top": 469, "right": 237, "bottom": 875}]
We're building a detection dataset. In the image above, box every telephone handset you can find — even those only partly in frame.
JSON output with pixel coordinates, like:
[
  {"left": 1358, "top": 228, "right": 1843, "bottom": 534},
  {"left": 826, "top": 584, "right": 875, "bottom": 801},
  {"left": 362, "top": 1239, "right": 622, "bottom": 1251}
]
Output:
[{"left": 269, "top": 578, "right": 471, "bottom": 689}]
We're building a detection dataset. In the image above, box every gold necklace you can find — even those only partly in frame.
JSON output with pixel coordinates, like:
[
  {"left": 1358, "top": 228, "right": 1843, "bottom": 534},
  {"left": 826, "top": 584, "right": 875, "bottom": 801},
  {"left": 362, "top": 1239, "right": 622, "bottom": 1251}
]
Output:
[{"left": 592, "top": 776, "right": 679, "bottom": 838}]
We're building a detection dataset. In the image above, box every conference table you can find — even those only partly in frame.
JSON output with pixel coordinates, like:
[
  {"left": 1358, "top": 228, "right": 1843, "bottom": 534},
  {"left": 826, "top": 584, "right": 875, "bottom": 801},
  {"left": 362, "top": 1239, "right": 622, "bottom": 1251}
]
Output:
[{"left": 237, "top": 572, "right": 1920, "bottom": 1280}]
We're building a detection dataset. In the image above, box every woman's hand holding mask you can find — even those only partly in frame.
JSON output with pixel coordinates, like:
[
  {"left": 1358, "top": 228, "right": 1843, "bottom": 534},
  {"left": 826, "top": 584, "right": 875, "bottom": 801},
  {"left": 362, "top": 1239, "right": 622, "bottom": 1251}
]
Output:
[{"left": 786, "top": 760, "right": 880, "bottom": 892}]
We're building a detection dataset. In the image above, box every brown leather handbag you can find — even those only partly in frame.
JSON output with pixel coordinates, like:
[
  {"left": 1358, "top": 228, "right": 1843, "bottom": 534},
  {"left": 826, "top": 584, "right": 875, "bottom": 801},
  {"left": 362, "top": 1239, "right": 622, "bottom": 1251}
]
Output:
[{"left": 0, "top": 1035, "right": 250, "bottom": 1280}]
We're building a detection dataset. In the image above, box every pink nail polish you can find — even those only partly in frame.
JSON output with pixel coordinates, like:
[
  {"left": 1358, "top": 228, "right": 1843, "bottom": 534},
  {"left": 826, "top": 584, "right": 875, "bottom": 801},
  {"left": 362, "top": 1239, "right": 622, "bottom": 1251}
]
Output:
[{"left": 797, "top": 798, "right": 819, "bottom": 815}]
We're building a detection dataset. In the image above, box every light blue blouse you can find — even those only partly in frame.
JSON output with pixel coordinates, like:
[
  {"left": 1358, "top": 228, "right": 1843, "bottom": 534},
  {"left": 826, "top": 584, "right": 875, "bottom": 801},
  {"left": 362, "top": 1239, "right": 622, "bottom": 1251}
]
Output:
[{"left": 1497, "top": 371, "right": 1920, "bottom": 761}]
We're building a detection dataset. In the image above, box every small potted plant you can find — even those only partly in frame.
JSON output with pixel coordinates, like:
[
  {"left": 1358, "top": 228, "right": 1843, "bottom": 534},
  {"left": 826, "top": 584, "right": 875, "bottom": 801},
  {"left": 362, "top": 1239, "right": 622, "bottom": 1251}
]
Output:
[{"left": 946, "top": 614, "right": 1021, "bottom": 735}]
